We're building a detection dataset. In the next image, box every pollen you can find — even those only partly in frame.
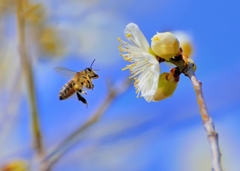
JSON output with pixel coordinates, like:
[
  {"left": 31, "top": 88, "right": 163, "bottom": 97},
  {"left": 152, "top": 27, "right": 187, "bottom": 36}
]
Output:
[
  {"left": 118, "top": 37, "right": 121, "bottom": 41},
  {"left": 124, "top": 57, "right": 132, "bottom": 62},
  {"left": 126, "top": 33, "right": 131, "bottom": 38},
  {"left": 134, "top": 79, "right": 139, "bottom": 84}
]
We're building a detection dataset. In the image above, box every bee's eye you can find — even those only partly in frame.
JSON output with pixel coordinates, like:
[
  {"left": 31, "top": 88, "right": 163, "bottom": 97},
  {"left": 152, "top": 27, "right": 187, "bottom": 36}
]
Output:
[{"left": 87, "top": 68, "right": 92, "bottom": 72}]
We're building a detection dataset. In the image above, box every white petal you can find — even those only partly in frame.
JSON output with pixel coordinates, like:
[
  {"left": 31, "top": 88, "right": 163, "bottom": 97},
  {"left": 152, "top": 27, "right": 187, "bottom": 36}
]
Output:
[
  {"left": 124, "top": 23, "right": 149, "bottom": 52},
  {"left": 132, "top": 52, "right": 160, "bottom": 102}
]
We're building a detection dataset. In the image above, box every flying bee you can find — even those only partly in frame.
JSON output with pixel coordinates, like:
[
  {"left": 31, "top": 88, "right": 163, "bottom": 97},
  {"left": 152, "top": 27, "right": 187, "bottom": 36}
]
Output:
[{"left": 55, "top": 59, "right": 99, "bottom": 107}]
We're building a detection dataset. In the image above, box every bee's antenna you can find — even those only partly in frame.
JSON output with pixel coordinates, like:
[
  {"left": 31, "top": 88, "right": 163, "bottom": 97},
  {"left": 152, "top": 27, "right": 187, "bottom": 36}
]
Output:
[{"left": 90, "top": 59, "right": 96, "bottom": 68}]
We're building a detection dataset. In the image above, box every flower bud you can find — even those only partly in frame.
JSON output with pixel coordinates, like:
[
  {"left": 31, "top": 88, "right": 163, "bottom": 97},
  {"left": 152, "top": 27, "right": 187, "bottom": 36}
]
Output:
[
  {"left": 151, "top": 32, "right": 180, "bottom": 60},
  {"left": 153, "top": 68, "right": 179, "bottom": 101},
  {"left": 173, "top": 31, "right": 193, "bottom": 57},
  {"left": 1, "top": 159, "right": 29, "bottom": 171}
]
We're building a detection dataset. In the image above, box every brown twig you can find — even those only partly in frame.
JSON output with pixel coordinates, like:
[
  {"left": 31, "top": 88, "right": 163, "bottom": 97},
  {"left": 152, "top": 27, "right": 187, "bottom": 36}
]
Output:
[
  {"left": 16, "top": 0, "right": 44, "bottom": 159},
  {"left": 44, "top": 78, "right": 131, "bottom": 170},
  {"left": 185, "top": 62, "right": 223, "bottom": 171},
  {"left": 167, "top": 52, "right": 222, "bottom": 171}
]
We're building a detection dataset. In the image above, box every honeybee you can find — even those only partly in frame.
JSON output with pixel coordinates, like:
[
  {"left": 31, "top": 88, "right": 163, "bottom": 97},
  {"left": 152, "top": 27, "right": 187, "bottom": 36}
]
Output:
[{"left": 55, "top": 59, "right": 99, "bottom": 107}]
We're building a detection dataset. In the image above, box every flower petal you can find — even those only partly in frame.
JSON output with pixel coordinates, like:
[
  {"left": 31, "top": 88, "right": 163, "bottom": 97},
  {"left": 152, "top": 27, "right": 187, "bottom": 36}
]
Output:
[
  {"left": 124, "top": 23, "right": 149, "bottom": 52},
  {"left": 132, "top": 52, "right": 160, "bottom": 102}
]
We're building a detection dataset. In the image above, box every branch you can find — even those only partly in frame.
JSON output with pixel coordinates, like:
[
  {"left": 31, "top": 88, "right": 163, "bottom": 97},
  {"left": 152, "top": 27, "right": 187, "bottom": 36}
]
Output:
[
  {"left": 44, "top": 78, "right": 131, "bottom": 170},
  {"left": 165, "top": 52, "right": 223, "bottom": 171},
  {"left": 16, "top": 0, "right": 44, "bottom": 158},
  {"left": 185, "top": 62, "right": 223, "bottom": 171}
]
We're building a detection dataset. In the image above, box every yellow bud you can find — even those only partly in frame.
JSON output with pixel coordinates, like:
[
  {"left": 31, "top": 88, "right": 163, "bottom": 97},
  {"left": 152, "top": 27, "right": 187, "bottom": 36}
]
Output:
[
  {"left": 151, "top": 32, "right": 180, "bottom": 60},
  {"left": 153, "top": 70, "right": 179, "bottom": 101},
  {"left": 1, "top": 159, "right": 29, "bottom": 171},
  {"left": 39, "top": 28, "right": 64, "bottom": 57},
  {"left": 173, "top": 31, "right": 193, "bottom": 57},
  {"left": 181, "top": 41, "right": 193, "bottom": 57}
]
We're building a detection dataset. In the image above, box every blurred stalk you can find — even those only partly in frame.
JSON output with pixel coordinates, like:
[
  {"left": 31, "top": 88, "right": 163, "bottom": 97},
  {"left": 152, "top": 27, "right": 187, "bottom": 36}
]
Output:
[
  {"left": 16, "top": 0, "right": 44, "bottom": 159},
  {"left": 44, "top": 78, "right": 131, "bottom": 170}
]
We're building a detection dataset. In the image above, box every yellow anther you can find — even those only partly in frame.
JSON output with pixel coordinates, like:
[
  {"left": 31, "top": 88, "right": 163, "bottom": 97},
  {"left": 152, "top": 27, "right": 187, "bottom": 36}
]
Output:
[
  {"left": 126, "top": 33, "right": 131, "bottom": 38},
  {"left": 118, "top": 37, "right": 121, "bottom": 41},
  {"left": 124, "top": 57, "right": 132, "bottom": 62},
  {"left": 122, "top": 65, "right": 130, "bottom": 71}
]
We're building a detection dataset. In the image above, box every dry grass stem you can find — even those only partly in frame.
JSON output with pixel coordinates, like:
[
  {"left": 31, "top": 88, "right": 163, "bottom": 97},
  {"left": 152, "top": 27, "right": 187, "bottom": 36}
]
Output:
[{"left": 16, "top": 0, "right": 44, "bottom": 159}]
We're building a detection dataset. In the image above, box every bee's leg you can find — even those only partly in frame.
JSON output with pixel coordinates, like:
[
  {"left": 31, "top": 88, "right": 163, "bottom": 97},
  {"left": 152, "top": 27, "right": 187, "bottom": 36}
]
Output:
[
  {"left": 76, "top": 92, "right": 88, "bottom": 108},
  {"left": 86, "top": 83, "right": 94, "bottom": 90},
  {"left": 79, "top": 89, "right": 87, "bottom": 95},
  {"left": 86, "top": 79, "right": 94, "bottom": 90}
]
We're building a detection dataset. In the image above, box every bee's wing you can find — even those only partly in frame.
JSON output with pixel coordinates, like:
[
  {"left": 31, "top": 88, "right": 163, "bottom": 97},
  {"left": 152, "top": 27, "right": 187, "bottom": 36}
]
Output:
[{"left": 55, "top": 67, "right": 77, "bottom": 78}]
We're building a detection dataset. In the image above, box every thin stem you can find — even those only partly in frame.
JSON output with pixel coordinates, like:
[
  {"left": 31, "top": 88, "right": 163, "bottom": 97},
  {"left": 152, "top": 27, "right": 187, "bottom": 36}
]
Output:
[
  {"left": 185, "top": 63, "right": 223, "bottom": 171},
  {"left": 44, "top": 78, "right": 131, "bottom": 170},
  {"left": 167, "top": 52, "right": 223, "bottom": 171},
  {"left": 16, "top": 0, "right": 44, "bottom": 158}
]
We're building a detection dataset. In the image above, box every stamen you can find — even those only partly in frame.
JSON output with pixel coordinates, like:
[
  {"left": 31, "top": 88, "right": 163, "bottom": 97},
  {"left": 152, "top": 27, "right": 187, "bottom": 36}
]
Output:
[
  {"left": 129, "top": 69, "right": 140, "bottom": 78},
  {"left": 118, "top": 31, "right": 160, "bottom": 102},
  {"left": 126, "top": 33, "right": 131, "bottom": 38},
  {"left": 122, "top": 66, "right": 130, "bottom": 71},
  {"left": 122, "top": 64, "right": 134, "bottom": 71},
  {"left": 124, "top": 57, "right": 132, "bottom": 62},
  {"left": 134, "top": 79, "right": 139, "bottom": 85}
]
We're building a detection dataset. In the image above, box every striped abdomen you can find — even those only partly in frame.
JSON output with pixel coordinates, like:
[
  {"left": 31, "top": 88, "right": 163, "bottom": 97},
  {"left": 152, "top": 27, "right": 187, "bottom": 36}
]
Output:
[{"left": 59, "top": 80, "right": 76, "bottom": 100}]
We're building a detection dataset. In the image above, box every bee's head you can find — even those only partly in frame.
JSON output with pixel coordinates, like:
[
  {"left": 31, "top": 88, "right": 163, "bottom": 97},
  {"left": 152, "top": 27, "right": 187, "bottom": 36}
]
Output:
[
  {"left": 86, "top": 59, "right": 99, "bottom": 79},
  {"left": 86, "top": 68, "right": 98, "bottom": 79}
]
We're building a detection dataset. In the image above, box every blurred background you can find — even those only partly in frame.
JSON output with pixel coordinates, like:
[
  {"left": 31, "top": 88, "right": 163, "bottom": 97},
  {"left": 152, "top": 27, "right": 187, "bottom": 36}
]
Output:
[{"left": 0, "top": 0, "right": 239, "bottom": 170}]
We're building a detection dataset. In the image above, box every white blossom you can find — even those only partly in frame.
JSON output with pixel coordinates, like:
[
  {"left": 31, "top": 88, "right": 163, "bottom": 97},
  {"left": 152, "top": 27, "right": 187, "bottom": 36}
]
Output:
[{"left": 118, "top": 23, "right": 160, "bottom": 102}]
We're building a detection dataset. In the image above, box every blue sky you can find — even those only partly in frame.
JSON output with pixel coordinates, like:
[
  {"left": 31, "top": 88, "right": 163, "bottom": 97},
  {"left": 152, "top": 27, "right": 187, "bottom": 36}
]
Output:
[{"left": 0, "top": 0, "right": 240, "bottom": 170}]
